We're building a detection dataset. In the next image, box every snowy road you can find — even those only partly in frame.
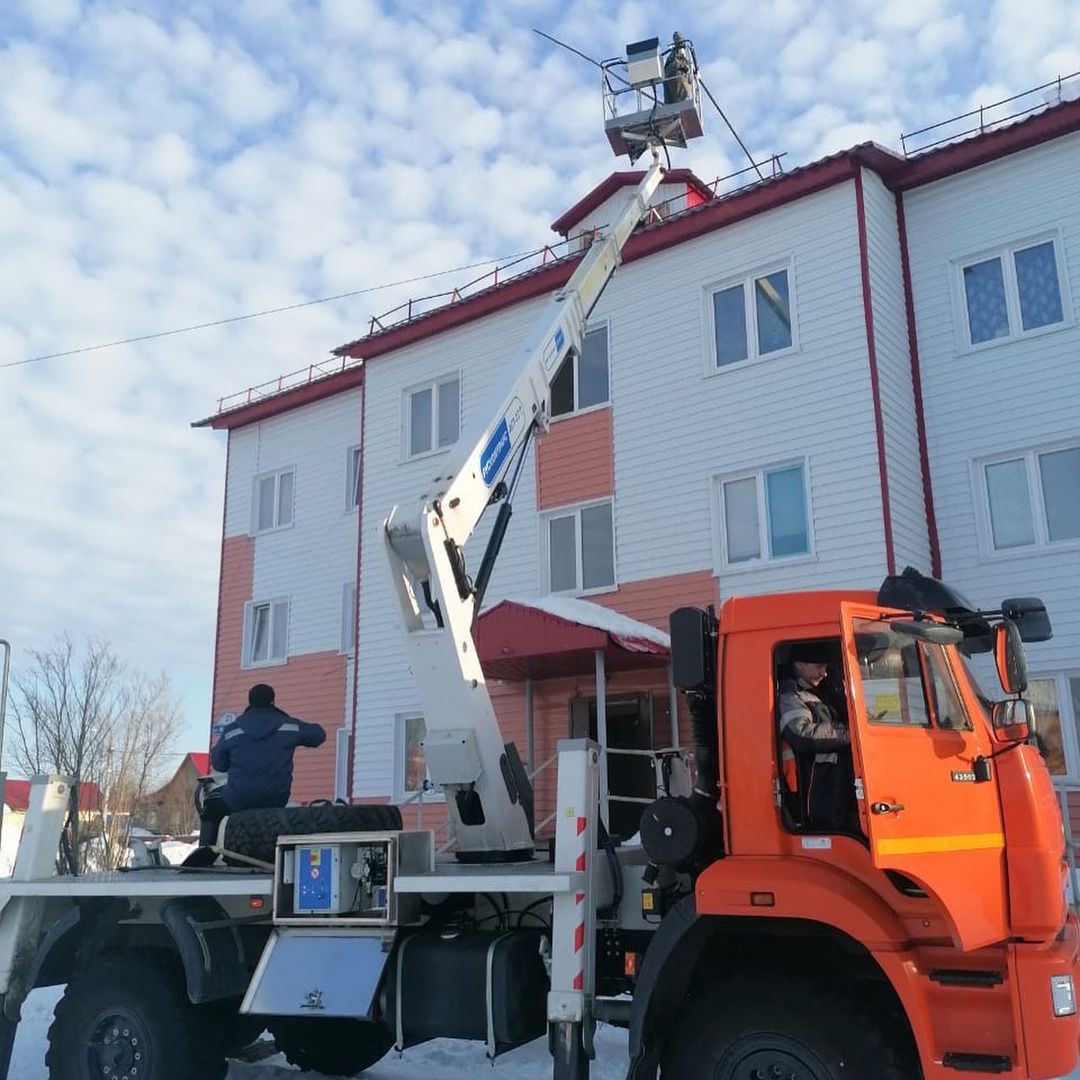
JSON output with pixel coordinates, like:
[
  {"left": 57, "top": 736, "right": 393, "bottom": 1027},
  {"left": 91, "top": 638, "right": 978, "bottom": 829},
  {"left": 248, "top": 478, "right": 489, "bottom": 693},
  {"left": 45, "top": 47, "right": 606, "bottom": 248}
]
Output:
[{"left": 11, "top": 985, "right": 1080, "bottom": 1079}]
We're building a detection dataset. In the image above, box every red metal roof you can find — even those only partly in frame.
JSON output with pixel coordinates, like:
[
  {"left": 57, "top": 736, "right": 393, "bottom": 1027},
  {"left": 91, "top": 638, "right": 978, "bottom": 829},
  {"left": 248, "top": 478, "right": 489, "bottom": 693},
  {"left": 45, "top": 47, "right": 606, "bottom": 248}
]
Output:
[
  {"left": 3, "top": 779, "right": 102, "bottom": 813},
  {"left": 476, "top": 599, "right": 669, "bottom": 682},
  {"left": 550, "top": 168, "right": 715, "bottom": 236},
  {"left": 198, "top": 98, "right": 1080, "bottom": 427},
  {"left": 193, "top": 363, "right": 363, "bottom": 431}
]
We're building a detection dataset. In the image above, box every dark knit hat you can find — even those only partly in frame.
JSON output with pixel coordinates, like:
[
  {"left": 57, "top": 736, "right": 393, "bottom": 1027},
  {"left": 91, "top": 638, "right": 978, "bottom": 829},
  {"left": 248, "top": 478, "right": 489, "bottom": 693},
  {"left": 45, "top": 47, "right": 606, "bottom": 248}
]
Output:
[
  {"left": 248, "top": 683, "right": 275, "bottom": 707},
  {"left": 789, "top": 641, "right": 831, "bottom": 664}
]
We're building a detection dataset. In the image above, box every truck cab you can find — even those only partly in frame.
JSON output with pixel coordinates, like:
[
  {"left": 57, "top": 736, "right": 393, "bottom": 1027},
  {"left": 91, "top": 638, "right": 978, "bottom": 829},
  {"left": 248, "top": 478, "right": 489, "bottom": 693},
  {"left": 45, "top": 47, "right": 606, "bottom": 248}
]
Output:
[{"left": 629, "top": 567, "right": 1078, "bottom": 1080}]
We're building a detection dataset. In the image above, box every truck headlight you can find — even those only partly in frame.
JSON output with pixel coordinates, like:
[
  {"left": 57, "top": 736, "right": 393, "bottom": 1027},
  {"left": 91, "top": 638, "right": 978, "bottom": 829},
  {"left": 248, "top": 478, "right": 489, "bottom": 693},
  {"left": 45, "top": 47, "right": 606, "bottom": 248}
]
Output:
[{"left": 1051, "top": 974, "right": 1076, "bottom": 1017}]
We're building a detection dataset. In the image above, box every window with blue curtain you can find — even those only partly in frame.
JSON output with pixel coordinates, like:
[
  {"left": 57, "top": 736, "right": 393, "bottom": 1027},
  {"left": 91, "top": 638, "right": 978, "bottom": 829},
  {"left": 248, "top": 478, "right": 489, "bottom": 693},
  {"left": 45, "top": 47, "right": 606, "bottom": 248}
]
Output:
[{"left": 963, "top": 257, "right": 1009, "bottom": 344}]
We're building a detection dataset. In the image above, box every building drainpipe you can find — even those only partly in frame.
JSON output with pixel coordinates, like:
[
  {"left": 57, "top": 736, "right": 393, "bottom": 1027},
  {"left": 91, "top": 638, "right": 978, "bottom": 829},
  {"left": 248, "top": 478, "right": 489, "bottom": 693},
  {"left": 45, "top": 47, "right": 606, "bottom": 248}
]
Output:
[{"left": 594, "top": 649, "right": 609, "bottom": 831}]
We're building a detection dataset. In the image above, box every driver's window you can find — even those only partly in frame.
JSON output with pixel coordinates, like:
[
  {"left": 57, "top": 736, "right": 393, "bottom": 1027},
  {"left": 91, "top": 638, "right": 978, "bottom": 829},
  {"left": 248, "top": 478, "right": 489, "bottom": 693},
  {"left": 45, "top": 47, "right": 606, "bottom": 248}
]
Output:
[
  {"left": 925, "top": 645, "right": 973, "bottom": 731},
  {"left": 854, "top": 619, "right": 930, "bottom": 727}
]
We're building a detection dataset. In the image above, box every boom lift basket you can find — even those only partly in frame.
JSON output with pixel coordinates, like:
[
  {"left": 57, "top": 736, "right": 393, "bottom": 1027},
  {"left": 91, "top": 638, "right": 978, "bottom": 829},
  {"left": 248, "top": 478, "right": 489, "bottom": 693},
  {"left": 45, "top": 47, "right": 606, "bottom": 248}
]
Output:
[{"left": 602, "top": 34, "right": 704, "bottom": 161}]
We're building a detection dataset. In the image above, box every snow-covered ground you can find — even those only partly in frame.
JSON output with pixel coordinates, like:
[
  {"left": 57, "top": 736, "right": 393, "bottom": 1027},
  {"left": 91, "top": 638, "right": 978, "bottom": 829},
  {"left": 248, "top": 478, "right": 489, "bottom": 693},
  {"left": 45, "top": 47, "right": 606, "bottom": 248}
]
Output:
[
  {"left": 10, "top": 986, "right": 631, "bottom": 1079},
  {"left": 10, "top": 984, "right": 1080, "bottom": 1080}
]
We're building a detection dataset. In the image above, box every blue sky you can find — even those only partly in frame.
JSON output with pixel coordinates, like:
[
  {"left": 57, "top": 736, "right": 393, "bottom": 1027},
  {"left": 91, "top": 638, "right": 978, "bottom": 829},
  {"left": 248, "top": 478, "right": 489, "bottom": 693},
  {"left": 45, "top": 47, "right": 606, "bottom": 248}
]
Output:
[{"left": 1, "top": 0, "right": 1076, "bottom": 762}]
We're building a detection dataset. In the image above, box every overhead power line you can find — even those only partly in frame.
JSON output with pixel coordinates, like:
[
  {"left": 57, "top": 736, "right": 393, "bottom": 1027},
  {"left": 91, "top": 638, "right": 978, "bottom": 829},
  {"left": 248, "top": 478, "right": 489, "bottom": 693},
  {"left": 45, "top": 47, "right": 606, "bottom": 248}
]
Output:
[{"left": 0, "top": 252, "right": 532, "bottom": 372}]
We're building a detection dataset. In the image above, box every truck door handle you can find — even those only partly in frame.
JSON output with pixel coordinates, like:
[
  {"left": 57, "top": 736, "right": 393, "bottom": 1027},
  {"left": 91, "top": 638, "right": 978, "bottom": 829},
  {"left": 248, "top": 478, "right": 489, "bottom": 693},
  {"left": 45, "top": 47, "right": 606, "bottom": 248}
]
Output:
[{"left": 870, "top": 801, "right": 905, "bottom": 815}]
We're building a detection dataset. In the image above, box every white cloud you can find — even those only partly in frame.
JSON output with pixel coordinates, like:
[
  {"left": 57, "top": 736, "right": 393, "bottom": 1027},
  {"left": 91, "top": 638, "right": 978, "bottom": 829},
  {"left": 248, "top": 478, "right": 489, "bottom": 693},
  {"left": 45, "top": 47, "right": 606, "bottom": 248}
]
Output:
[{"left": 0, "top": 0, "right": 1068, "bottom": 753}]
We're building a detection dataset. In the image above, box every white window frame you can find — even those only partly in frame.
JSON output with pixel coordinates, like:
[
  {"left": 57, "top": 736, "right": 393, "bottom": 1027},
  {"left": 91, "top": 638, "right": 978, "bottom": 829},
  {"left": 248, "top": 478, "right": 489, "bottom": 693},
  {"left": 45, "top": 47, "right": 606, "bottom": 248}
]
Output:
[
  {"left": 539, "top": 498, "right": 617, "bottom": 596},
  {"left": 403, "top": 372, "right": 461, "bottom": 461},
  {"left": 952, "top": 232, "right": 1071, "bottom": 353},
  {"left": 242, "top": 597, "right": 290, "bottom": 668},
  {"left": 550, "top": 322, "right": 611, "bottom": 421},
  {"left": 394, "top": 712, "right": 444, "bottom": 804},
  {"left": 345, "top": 445, "right": 361, "bottom": 510},
  {"left": 712, "top": 459, "right": 814, "bottom": 571},
  {"left": 974, "top": 439, "right": 1080, "bottom": 558},
  {"left": 340, "top": 581, "right": 357, "bottom": 655},
  {"left": 704, "top": 259, "right": 798, "bottom": 374},
  {"left": 251, "top": 467, "right": 295, "bottom": 535},
  {"left": 1028, "top": 671, "right": 1080, "bottom": 784}
]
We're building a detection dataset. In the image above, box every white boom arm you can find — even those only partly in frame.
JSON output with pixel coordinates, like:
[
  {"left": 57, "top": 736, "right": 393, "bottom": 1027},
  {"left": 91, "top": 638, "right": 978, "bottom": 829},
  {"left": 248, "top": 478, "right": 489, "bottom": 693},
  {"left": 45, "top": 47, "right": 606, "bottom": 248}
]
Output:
[{"left": 384, "top": 154, "right": 666, "bottom": 859}]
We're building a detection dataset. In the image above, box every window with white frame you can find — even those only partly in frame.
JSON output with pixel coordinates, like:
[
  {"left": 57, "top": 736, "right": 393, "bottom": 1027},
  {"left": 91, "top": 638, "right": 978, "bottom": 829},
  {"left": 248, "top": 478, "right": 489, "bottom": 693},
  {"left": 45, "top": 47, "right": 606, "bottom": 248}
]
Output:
[
  {"left": 345, "top": 446, "right": 361, "bottom": 509},
  {"left": 340, "top": 582, "right": 356, "bottom": 655},
  {"left": 405, "top": 374, "right": 460, "bottom": 458},
  {"left": 959, "top": 236, "right": 1067, "bottom": 348},
  {"left": 709, "top": 265, "right": 794, "bottom": 368},
  {"left": 1026, "top": 674, "right": 1080, "bottom": 780},
  {"left": 252, "top": 468, "right": 294, "bottom": 533},
  {"left": 551, "top": 326, "right": 610, "bottom": 417},
  {"left": 980, "top": 443, "right": 1080, "bottom": 552},
  {"left": 716, "top": 462, "right": 810, "bottom": 566},
  {"left": 395, "top": 713, "right": 443, "bottom": 803},
  {"left": 543, "top": 500, "right": 616, "bottom": 594},
  {"left": 244, "top": 598, "right": 289, "bottom": 666}
]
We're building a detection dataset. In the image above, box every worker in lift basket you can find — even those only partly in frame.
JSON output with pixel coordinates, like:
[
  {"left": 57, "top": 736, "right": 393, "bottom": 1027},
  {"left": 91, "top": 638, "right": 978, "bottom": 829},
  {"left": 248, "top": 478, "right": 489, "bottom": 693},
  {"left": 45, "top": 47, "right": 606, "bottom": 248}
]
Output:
[
  {"left": 778, "top": 642, "right": 858, "bottom": 833},
  {"left": 194, "top": 683, "right": 326, "bottom": 853}
]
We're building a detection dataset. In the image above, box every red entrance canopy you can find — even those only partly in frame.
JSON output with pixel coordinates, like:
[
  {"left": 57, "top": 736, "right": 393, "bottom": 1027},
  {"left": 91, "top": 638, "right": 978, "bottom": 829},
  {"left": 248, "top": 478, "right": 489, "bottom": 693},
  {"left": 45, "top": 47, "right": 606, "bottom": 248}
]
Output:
[{"left": 476, "top": 597, "right": 669, "bottom": 682}]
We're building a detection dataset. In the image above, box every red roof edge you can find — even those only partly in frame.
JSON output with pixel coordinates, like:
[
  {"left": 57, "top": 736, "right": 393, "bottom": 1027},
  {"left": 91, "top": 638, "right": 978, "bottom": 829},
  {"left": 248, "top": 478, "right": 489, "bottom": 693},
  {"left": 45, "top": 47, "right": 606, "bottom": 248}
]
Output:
[
  {"left": 192, "top": 365, "right": 364, "bottom": 430},
  {"left": 551, "top": 168, "right": 713, "bottom": 236},
  {"left": 895, "top": 98, "right": 1080, "bottom": 190},
  {"left": 340, "top": 151, "right": 874, "bottom": 362}
]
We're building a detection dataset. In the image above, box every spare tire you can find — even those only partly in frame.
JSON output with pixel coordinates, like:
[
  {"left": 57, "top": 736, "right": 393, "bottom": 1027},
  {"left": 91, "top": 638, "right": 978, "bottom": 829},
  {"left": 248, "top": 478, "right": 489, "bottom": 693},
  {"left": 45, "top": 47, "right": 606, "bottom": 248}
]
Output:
[{"left": 223, "top": 803, "right": 403, "bottom": 866}]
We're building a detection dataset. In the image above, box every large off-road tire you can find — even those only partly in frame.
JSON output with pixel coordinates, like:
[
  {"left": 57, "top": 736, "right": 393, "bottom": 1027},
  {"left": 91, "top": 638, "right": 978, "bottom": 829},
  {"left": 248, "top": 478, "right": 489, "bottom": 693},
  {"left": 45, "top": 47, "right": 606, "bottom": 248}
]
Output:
[
  {"left": 268, "top": 1016, "right": 393, "bottom": 1076},
  {"left": 223, "top": 803, "right": 403, "bottom": 865},
  {"left": 659, "top": 974, "right": 920, "bottom": 1080},
  {"left": 46, "top": 953, "right": 228, "bottom": 1080}
]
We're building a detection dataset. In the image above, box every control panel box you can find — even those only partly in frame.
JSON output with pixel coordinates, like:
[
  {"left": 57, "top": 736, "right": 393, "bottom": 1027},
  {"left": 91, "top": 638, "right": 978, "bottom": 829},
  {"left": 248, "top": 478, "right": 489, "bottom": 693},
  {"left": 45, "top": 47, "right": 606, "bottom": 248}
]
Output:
[{"left": 275, "top": 830, "right": 432, "bottom": 927}]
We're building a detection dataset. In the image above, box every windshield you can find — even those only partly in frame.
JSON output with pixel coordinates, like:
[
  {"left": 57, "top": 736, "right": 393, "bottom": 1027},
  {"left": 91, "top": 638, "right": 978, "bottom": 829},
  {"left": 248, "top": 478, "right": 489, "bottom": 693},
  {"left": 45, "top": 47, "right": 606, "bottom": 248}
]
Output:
[
  {"left": 951, "top": 651, "right": 995, "bottom": 727},
  {"left": 853, "top": 619, "right": 973, "bottom": 731}
]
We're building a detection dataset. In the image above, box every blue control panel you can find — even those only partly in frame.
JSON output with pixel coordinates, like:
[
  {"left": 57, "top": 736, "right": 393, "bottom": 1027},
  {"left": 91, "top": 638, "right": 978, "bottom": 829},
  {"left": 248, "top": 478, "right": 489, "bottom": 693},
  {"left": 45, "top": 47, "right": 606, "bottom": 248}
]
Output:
[{"left": 297, "top": 846, "right": 335, "bottom": 913}]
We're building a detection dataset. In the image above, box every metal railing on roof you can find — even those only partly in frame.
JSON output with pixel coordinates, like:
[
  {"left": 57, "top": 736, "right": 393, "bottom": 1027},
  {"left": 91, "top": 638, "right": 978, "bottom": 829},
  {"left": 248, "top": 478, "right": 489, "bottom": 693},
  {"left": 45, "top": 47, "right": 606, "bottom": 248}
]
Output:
[
  {"left": 214, "top": 354, "right": 363, "bottom": 415},
  {"left": 901, "top": 71, "right": 1080, "bottom": 157},
  {"left": 362, "top": 153, "right": 785, "bottom": 340}
]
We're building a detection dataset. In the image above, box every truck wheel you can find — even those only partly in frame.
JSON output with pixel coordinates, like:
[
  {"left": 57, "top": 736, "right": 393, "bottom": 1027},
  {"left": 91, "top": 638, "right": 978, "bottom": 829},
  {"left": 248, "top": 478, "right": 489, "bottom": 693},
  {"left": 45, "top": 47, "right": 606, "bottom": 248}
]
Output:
[
  {"left": 224, "top": 803, "right": 403, "bottom": 866},
  {"left": 660, "top": 974, "right": 919, "bottom": 1080},
  {"left": 46, "top": 954, "right": 228, "bottom": 1080},
  {"left": 269, "top": 1016, "right": 393, "bottom": 1076}
]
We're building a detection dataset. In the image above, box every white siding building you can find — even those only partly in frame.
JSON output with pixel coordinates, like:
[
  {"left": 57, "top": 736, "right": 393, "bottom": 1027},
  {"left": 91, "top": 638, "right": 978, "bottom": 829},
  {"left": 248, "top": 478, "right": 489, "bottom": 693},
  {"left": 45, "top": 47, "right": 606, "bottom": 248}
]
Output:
[{"left": 198, "top": 94, "right": 1080, "bottom": 818}]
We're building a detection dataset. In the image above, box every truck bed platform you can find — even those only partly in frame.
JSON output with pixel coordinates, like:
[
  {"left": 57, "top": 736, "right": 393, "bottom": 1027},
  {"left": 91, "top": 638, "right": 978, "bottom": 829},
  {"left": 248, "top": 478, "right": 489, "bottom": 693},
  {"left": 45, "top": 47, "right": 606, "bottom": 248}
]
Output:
[
  {"left": 395, "top": 856, "right": 584, "bottom": 894},
  {"left": 0, "top": 867, "right": 272, "bottom": 898}
]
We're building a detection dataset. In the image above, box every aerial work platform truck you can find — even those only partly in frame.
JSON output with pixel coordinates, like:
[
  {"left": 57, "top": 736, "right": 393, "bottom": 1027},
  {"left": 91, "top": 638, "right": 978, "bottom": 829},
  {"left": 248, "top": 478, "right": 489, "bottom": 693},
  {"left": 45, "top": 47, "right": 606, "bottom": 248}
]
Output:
[{"left": 0, "top": 34, "right": 1076, "bottom": 1080}]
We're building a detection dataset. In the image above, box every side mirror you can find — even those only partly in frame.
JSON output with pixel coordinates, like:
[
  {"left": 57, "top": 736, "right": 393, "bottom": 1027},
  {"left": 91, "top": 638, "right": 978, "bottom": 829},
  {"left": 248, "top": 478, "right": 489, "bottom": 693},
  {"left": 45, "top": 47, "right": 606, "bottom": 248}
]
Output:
[
  {"left": 994, "top": 619, "right": 1028, "bottom": 695},
  {"left": 991, "top": 698, "right": 1034, "bottom": 744},
  {"left": 1001, "top": 597, "right": 1053, "bottom": 643},
  {"left": 670, "top": 607, "right": 716, "bottom": 693},
  {"left": 889, "top": 620, "right": 964, "bottom": 646}
]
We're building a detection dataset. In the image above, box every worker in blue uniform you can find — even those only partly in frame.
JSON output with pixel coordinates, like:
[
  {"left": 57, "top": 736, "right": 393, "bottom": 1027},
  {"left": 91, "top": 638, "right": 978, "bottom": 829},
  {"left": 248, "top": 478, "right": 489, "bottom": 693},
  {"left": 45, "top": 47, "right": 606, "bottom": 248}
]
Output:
[{"left": 194, "top": 683, "right": 326, "bottom": 854}]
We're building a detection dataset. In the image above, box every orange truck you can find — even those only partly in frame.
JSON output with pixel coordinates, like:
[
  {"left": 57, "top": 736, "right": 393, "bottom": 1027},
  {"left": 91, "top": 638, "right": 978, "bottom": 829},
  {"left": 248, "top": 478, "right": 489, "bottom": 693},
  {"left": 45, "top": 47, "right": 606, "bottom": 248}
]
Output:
[{"left": 625, "top": 566, "right": 1078, "bottom": 1079}]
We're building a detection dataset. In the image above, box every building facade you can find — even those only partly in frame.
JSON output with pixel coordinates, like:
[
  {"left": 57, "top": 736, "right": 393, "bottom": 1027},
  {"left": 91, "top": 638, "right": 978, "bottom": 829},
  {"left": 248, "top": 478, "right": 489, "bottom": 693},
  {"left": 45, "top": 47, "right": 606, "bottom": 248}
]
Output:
[{"left": 196, "top": 99, "right": 1080, "bottom": 831}]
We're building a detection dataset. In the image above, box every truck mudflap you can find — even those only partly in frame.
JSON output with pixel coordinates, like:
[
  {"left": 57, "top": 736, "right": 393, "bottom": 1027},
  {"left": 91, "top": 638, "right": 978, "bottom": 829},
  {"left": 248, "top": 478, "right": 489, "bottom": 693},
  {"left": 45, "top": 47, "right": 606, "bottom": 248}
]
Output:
[
  {"left": 625, "top": 894, "right": 713, "bottom": 1080},
  {"left": 241, "top": 928, "right": 389, "bottom": 1018},
  {"left": 160, "top": 896, "right": 251, "bottom": 1004},
  {"left": 1013, "top": 912, "right": 1080, "bottom": 1079}
]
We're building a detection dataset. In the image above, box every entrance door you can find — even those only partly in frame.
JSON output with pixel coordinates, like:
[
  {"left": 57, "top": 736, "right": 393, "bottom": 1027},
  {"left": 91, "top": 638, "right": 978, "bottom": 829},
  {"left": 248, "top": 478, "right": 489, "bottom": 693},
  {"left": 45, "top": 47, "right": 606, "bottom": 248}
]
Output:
[
  {"left": 840, "top": 604, "right": 1009, "bottom": 951},
  {"left": 571, "top": 694, "right": 654, "bottom": 840}
]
